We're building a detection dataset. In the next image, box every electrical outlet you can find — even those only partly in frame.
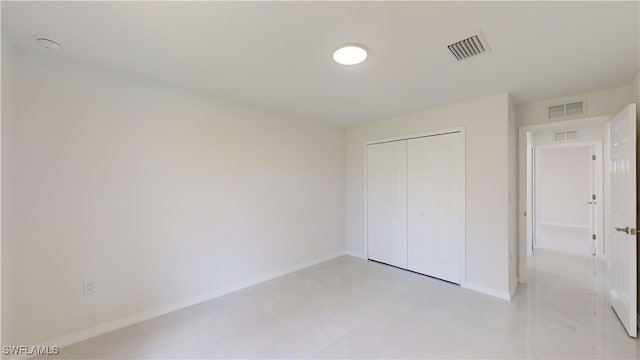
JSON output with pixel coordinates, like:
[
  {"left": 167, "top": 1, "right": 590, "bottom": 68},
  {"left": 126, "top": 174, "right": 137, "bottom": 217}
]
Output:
[{"left": 83, "top": 281, "right": 95, "bottom": 295}]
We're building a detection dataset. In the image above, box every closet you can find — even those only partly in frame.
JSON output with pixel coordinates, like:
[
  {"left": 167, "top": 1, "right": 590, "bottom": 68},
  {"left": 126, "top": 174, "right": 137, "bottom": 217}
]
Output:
[{"left": 366, "top": 130, "right": 465, "bottom": 284}]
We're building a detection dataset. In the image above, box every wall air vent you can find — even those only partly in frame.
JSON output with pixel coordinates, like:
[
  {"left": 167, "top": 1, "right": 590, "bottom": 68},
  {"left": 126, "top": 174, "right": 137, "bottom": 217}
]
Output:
[
  {"left": 547, "top": 100, "right": 586, "bottom": 120},
  {"left": 554, "top": 131, "right": 579, "bottom": 143},
  {"left": 447, "top": 33, "right": 489, "bottom": 61},
  {"left": 565, "top": 131, "right": 578, "bottom": 141}
]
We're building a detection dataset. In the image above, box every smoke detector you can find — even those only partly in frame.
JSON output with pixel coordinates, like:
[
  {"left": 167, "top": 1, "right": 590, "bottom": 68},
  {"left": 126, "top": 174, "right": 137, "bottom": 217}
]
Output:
[{"left": 34, "top": 35, "right": 62, "bottom": 50}]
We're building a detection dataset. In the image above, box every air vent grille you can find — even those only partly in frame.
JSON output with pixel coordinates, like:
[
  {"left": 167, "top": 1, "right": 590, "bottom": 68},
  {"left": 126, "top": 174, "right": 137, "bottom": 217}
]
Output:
[
  {"left": 554, "top": 131, "right": 579, "bottom": 143},
  {"left": 565, "top": 102, "right": 584, "bottom": 117},
  {"left": 548, "top": 105, "right": 566, "bottom": 119},
  {"left": 547, "top": 100, "right": 586, "bottom": 119},
  {"left": 447, "top": 34, "right": 488, "bottom": 61},
  {"left": 554, "top": 132, "right": 566, "bottom": 142},
  {"left": 565, "top": 131, "right": 578, "bottom": 141}
]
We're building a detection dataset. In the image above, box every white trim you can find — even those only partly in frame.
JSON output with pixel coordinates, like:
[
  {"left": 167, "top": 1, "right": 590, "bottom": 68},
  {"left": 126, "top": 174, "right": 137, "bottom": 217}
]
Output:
[
  {"left": 345, "top": 250, "right": 366, "bottom": 259},
  {"left": 459, "top": 131, "right": 467, "bottom": 287},
  {"left": 364, "top": 144, "right": 369, "bottom": 261},
  {"left": 462, "top": 282, "right": 511, "bottom": 301},
  {"left": 518, "top": 115, "right": 610, "bottom": 284},
  {"left": 364, "top": 127, "right": 465, "bottom": 146},
  {"left": 17, "top": 251, "right": 347, "bottom": 360},
  {"left": 536, "top": 140, "right": 602, "bottom": 149}
]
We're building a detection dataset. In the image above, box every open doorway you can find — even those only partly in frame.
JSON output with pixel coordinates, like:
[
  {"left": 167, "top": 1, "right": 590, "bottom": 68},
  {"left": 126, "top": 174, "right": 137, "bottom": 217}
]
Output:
[
  {"left": 532, "top": 142, "right": 603, "bottom": 257},
  {"left": 519, "top": 115, "right": 609, "bottom": 274},
  {"left": 518, "top": 105, "right": 638, "bottom": 338}
]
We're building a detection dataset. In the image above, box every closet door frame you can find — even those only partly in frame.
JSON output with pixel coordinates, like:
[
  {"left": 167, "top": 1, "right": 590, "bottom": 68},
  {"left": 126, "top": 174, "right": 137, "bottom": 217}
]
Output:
[{"left": 364, "top": 127, "right": 466, "bottom": 286}]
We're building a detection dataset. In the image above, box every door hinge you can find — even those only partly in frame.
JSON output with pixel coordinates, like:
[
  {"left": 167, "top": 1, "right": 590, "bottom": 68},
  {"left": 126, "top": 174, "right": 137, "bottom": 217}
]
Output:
[
  {"left": 592, "top": 234, "right": 597, "bottom": 240},
  {"left": 592, "top": 194, "right": 596, "bottom": 200},
  {"left": 592, "top": 155, "right": 596, "bottom": 160}
]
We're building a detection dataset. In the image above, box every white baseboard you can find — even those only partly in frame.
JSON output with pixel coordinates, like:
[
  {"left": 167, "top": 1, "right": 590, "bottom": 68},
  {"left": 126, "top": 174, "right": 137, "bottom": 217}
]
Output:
[
  {"left": 345, "top": 250, "right": 366, "bottom": 259},
  {"left": 20, "top": 250, "right": 347, "bottom": 360},
  {"left": 462, "top": 282, "right": 511, "bottom": 301},
  {"left": 509, "top": 277, "right": 519, "bottom": 300}
]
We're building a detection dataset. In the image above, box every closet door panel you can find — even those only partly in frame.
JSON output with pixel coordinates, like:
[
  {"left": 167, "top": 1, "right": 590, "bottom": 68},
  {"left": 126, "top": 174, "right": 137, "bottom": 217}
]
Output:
[
  {"left": 408, "top": 133, "right": 463, "bottom": 283},
  {"left": 367, "top": 140, "right": 408, "bottom": 269}
]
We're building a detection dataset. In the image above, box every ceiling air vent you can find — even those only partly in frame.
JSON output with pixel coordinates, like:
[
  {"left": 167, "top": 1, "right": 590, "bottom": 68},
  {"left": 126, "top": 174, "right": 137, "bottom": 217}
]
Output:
[
  {"left": 547, "top": 100, "right": 586, "bottom": 120},
  {"left": 447, "top": 33, "right": 489, "bottom": 61}
]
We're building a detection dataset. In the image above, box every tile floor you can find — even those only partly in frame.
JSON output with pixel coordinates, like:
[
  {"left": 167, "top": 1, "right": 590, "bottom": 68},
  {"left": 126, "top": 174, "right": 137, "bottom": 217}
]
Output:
[{"left": 42, "top": 250, "right": 639, "bottom": 359}]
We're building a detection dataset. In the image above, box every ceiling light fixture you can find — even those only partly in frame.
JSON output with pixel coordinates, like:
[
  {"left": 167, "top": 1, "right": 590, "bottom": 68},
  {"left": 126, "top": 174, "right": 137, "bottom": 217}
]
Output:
[
  {"left": 333, "top": 45, "right": 367, "bottom": 65},
  {"left": 34, "top": 35, "right": 63, "bottom": 50}
]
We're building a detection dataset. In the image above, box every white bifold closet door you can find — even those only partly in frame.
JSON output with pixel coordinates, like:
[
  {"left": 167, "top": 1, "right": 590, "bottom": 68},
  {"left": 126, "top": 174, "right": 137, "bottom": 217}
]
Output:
[
  {"left": 366, "top": 140, "right": 408, "bottom": 269},
  {"left": 367, "top": 131, "right": 464, "bottom": 284},
  {"left": 407, "top": 133, "right": 464, "bottom": 284}
]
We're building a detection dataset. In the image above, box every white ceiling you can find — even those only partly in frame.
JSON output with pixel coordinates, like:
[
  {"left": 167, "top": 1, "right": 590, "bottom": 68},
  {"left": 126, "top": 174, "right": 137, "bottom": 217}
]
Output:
[{"left": 2, "top": 1, "right": 639, "bottom": 125}]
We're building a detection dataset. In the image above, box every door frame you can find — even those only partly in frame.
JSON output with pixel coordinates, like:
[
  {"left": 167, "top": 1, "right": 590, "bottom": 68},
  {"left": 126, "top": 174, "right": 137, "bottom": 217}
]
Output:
[
  {"left": 518, "top": 115, "right": 610, "bottom": 283},
  {"left": 364, "top": 127, "right": 466, "bottom": 286}
]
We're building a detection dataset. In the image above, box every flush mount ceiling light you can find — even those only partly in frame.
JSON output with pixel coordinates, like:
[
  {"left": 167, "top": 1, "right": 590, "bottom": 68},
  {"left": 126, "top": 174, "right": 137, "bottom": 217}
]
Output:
[
  {"left": 34, "top": 35, "right": 63, "bottom": 50},
  {"left": 333, "top": 44, "right": 367, "bottom": 65}
]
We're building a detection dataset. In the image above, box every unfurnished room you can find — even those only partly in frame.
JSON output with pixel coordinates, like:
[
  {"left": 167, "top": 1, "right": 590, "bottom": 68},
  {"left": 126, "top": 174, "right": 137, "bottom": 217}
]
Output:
[{"left": 1, "top": 1, "right": 639, "bottom": 359}]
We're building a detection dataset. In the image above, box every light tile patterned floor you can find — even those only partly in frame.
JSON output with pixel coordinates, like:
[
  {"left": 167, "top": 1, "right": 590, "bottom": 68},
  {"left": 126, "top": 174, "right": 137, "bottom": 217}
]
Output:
[{"left": 39, "top": 250, "right": 639, "bottom": 359}]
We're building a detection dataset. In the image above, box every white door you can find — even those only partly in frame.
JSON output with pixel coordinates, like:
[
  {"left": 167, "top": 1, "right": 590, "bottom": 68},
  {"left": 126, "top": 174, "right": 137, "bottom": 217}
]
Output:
[
  {"left": 367, "top": 140, "right": 408, "bottom": 268},
  {"left": 608, "top": 104, "right": 637, "bottom": 337},
  {"left": 407, "top": 133, "right": 464, "bottom": 283}
]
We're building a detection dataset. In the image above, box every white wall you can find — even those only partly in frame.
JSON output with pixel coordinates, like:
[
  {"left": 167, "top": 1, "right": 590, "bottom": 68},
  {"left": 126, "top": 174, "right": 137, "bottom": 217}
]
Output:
[
  {"left": 346, "top": 93, "right": 512, "bottom": 297},
  {"left": 3, "top": 50, "right": 346, "bottom": 348},
  {"left": 1, "top": 36, "right": 16, "bottom": 349},
  {"left": 517, "top": 85, "right": 630, "bottom": 126},
  {"left": 536, "top": 147, "right": 592, "bottom": 226}
]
